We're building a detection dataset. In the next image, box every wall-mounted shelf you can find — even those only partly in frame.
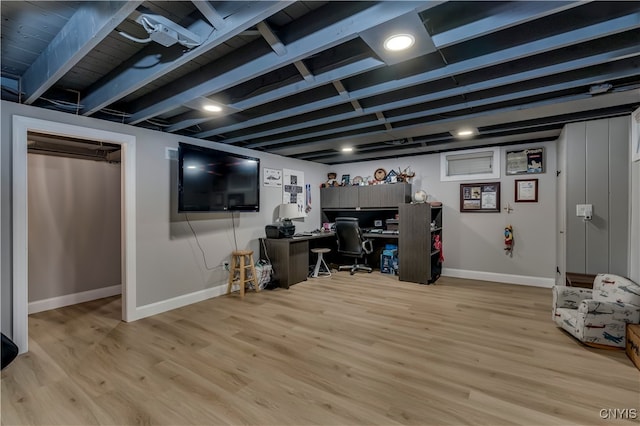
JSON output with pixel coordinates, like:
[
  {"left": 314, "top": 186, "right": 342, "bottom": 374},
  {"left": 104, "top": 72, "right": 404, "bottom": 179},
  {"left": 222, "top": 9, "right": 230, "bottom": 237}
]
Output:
[{"left": 320, "top": 184, "right": 412, "bottom": 209}]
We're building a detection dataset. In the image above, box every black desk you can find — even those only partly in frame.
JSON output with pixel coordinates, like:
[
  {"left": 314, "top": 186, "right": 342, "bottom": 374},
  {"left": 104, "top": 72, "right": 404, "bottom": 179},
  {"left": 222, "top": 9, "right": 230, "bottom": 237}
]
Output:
[
  {"left": 260, "top": 233, "right": 335, "bottom": 289},
  {"left": 363, "top": 232, "right": 399, "bottom": 240}
]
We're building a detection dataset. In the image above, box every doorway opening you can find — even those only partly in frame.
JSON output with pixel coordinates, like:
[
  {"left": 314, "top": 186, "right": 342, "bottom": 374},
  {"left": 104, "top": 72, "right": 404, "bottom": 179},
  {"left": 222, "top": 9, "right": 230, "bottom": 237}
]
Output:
[
  {"left": 27, "top": 132, "right": 122, "bottom": 314},
  {"left": 12, "top": 116, "right": 137, "bottom": 353}
]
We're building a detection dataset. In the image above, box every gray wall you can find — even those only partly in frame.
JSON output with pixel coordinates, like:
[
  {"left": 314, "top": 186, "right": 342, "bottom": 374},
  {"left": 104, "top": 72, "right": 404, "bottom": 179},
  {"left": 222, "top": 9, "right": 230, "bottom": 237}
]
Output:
[
  {"left": 563, "top": 116, "right": 629, "bottom": 276},
  {"left": 3, "top": 100, "right": 638, "bottom": 339},
  {"left": 1, "top": 101, "right": 328, "bottom": 337},
  {"left": 27, "top": 154, "right": 121, "bottom": 302},
  {"left": 332, "top": 141, "right": 558, "bottom": 282}
]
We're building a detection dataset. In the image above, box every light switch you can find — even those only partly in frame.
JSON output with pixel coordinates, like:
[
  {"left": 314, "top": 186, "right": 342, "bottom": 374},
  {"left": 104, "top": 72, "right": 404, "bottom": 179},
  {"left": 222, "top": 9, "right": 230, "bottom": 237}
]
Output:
[{"left": 576, "top": 204, "right": 593, "bottom": 220}]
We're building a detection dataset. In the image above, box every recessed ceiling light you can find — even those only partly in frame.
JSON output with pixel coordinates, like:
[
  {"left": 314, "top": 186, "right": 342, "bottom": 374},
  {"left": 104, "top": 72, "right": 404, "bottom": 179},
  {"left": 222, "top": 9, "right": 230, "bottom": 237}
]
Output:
[
  {"left": 383, "top": 34, "right": 415, "bottom": 51},
  {"left": 203, "top": 104, "right": 222, "bottom": 112},
  {"left": 451, "top": 128, "right": 478, "bottom": 138},
  {"left": 342, "top": 147, "right": 354, "bottom": 152}
]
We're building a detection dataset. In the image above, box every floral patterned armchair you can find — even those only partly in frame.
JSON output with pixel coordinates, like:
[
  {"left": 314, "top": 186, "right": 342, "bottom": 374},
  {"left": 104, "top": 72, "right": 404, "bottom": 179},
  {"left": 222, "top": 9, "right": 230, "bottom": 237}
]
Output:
[{"left": 552, "top": 274, "right": 640, "bottom": 348}]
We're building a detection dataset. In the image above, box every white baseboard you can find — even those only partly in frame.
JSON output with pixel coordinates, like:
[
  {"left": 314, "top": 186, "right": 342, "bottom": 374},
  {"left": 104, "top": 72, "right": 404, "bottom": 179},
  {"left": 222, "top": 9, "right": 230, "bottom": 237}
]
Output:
[
  {"left": 131, "top": 284, "right": 228, "bottom": 321},
  {"left": 442, "top": 268, "right": 554, "bottom": 288},
  {"left": 28, "top": 285, "right": 122, "bottom": 314}
]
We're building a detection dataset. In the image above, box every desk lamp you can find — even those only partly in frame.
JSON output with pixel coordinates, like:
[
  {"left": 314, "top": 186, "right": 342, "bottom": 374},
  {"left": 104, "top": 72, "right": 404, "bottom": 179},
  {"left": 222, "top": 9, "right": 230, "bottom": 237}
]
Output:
[
  {"left": 278, "top": 203, "right": 303, "bottom": 228},
  {"left": 277, "top": 204, "right": 304, "bottom": 238}
]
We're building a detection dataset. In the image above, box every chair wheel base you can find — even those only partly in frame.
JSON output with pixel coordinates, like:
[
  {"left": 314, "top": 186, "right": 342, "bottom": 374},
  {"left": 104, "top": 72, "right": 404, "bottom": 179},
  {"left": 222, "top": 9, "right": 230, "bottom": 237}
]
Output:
[{"left": 340, "top": 264, "right": 372, "bottom": 275}]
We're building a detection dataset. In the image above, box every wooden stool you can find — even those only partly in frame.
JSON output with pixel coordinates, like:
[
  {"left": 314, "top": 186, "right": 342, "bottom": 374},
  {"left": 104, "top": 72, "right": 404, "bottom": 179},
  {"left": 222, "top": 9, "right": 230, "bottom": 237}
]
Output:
[
  {"left": 311, "top": 248, "right": 331, "bottom": 278},
  {"left": 227, "top": 250, "right": 259, "bottom": 298}
]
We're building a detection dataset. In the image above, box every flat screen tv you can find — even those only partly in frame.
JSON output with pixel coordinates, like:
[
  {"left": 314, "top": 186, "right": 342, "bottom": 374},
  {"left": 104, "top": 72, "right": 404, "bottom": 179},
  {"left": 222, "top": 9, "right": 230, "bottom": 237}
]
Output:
[{"left": 178, "top": 142, "right": 260, "bottom": 212}]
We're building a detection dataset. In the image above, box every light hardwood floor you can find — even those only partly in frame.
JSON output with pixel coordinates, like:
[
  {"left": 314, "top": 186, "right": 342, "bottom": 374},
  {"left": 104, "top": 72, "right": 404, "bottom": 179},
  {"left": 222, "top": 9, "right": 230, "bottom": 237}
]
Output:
[{"left": 2, "top": 274, "right": 639, "bottom": 425}]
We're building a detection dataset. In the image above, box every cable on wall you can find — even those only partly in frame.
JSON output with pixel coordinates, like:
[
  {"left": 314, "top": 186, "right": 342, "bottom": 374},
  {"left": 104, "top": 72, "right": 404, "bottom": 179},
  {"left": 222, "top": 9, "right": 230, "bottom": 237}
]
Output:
[
  {"left": 185, "top": 213, "right": 215, "bottom": 270},
  {"left": 230, "top": 211, "right": 239, "bottom": 252}
]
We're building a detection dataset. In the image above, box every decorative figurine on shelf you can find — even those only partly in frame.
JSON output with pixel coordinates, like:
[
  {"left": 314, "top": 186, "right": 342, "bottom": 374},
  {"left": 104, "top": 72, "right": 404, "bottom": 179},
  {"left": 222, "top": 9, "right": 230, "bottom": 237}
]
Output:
[
  {"left": 374, "top": 168, "right": 387, "bottom": 183},
  {"left": 432, "top": 234, "right": 444, "bottom": 263},
  {"left": 412, "top": 190, "right": 428, "bottom": 203},
  {"left": 399, "top": 166, "right": 415, "bottom": 183},
  {"left": 504, "top": 224, "right": 514, "bottom": 256},
  {"left": 385, "top": 169, "right": 398, "bottom": 183},
  {"left": 432, "top": 234, "right": 442, "bottom": 251},
  {"left": 322, "top": 172, "right": 339, "bottom": 188}
]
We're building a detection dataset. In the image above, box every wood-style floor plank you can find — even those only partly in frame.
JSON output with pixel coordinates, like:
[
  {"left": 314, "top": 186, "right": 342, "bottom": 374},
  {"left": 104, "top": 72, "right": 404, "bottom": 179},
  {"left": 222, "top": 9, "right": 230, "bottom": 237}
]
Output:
[{"left": 2, "top": 274, "right": 639, "bottom": 425}]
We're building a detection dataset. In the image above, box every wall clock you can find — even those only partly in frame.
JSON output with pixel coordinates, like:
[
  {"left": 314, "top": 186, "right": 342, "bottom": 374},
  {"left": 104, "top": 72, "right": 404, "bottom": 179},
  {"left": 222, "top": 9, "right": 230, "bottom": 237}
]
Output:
[{"left": 374, "top": 168, "right": 387, "bottom": 181}]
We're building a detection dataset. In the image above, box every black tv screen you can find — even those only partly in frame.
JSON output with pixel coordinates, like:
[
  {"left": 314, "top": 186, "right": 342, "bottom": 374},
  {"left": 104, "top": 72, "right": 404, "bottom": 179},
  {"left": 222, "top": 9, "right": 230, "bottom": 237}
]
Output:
[{"left": 178, "top": 142, "right": 260, "bottom": 212}]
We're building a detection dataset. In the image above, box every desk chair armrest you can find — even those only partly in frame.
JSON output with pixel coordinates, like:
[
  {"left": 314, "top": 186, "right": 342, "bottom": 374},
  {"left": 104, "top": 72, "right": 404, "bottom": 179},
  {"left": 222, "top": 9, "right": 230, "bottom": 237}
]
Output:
[{"left": 362, "top": 239, "right": 373, "bottom": 254}]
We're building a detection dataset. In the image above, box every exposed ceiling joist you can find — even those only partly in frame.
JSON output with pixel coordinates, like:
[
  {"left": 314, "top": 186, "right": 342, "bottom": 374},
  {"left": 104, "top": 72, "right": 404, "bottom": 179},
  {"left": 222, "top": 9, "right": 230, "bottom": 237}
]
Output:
[
  {"left": 431, "top": 0, "right": 586, "bottom": 48},
  {"left": 22, "top": 1, "right": 142, "bottom": 104},
  {"left": 80, "top": 1, "right": 291, "bottom": 115},
  {"left": 3, "top": 1, "right": 639, "bottom": 165},
  {"left": 126, "top": 1, "right": 437, "bottom": 124},
  {"left": 257, "top": 20, "right": 286, "bottom": 55},
  {"left": 165, "top": 56, "right": 384, "bottom": 133},
  {"left": 192, "top": 0, "right": 226, "bottom": 29},
  {"left": 194, "top": 12, "right": 639, "bottom": 142}
]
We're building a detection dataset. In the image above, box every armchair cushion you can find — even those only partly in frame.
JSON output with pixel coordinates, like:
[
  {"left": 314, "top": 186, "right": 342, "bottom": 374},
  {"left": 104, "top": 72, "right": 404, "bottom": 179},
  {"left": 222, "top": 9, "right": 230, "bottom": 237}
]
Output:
[{"left": 593, "top": 274, "right": 640, "bottom": 305}]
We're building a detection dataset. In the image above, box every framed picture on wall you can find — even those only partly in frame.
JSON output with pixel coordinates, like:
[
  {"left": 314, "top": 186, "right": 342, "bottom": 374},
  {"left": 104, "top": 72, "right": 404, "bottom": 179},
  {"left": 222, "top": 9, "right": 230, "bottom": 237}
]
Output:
[
  {"left": 460, "top": 182, "right": 501, "bottom": 212},
  {"left": 506, "top": 147, "right": 544, "bottom": 174},
  {"left": 515, "top": 179, "right": 538, "bottom": 202}
]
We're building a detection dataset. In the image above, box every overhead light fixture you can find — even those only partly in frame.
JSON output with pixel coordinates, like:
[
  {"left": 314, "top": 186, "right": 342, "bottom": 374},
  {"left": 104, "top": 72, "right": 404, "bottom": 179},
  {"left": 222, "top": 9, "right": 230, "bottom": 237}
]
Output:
[
  {"left": 450, "top": 128, "right": 478, "bottom": 138},
  {"left": 360, "top": 12, "right": 435, "bottom": 65},
  {"left": 119, "top": 14, "right": 202, "bottom": 48},
  {"left": 342, "top": 147, "right": 354, "bottom": 152},
  {"left": 383, "top": 34, "right": 415, "bottom": 51},
  {"left": 203, "top": 104, "right": 223, "bottom": 112},
  {"left": 182, "top": 97, "right": 240, "bottom": 117}
]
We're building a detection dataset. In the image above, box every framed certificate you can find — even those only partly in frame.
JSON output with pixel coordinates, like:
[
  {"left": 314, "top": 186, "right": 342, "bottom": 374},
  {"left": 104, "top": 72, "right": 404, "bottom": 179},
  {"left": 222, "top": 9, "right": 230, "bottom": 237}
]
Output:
[
  {"left": 515, "top": 179, "right": 538, "bottom": 202},
  {"left": 460, "top": 182, "right": 501, "bottom": 212}
]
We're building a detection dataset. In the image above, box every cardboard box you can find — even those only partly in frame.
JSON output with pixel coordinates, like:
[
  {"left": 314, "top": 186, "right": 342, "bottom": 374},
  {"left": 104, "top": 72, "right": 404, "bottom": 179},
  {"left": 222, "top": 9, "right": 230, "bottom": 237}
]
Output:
[{"left": 626, "top": 323, "right": 640, "bottom": 371}]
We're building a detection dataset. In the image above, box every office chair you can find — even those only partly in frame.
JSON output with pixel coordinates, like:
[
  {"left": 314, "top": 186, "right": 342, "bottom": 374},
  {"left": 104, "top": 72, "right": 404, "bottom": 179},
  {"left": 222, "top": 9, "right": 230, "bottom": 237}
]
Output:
[{"left": 335, "top": 217, "right": 373, "bottom": 274}]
